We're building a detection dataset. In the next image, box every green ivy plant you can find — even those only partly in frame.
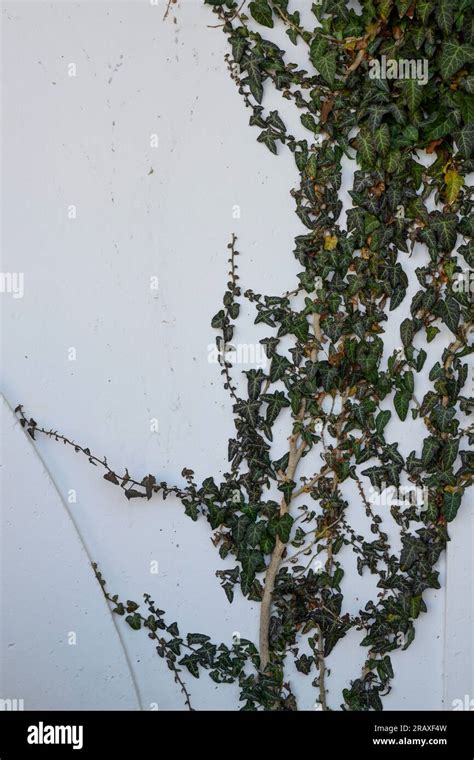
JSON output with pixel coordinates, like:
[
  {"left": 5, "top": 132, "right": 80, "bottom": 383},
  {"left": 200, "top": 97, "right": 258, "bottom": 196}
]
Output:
[{"left": 17, "top": 0, "right": 473, "bottom": 711}]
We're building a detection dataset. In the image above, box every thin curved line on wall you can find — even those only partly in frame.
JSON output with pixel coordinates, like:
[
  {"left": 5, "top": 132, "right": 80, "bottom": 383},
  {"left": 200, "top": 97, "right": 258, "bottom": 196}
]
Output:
[{"left": 1, "top": 392, "right": 144, "bottom": 711}]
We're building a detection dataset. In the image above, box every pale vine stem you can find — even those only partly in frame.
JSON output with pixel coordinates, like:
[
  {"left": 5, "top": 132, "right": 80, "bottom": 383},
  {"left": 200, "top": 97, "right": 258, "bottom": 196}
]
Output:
[{"left": 259, "top": 310, "right": 325, "bottom": 682}]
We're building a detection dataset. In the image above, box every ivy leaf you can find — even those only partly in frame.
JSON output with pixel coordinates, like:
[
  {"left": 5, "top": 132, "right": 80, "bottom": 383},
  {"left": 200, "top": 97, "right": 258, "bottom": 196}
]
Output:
[
  {"left": 247, "top": 521, "right": 266, "bottom": 548},
  {"left": 444, "top": 169, "right": 463, "bottom": 205},
  {"left": 430, "top": 213, "right": 458, "bottom": 251},
  {"left": 232, "top": 515, "right": 250, "bottom": 544},
  {"left": 270, "top": 354, "right": 291, "bottom": 381},
  {"left": 402, "top": 79, "right": 423, "bottom": 112},
  {"left": 459, "top": 240, "right": 474, "bottom": 268},
  {"left": 125, "top": 613, "right": 141, "bottom": 631},
  {"left": 455, "top": 124, "right": 474, "bottom": 158},
  {"left": 230, "top": 35, "right": 247, "bottom": 63},
  {"left": 426, "top": 325, "right": 440, "bottom": 343},
  {"left": 249, "top": 0, "right": 274, "bottom": 28},
  {"left": 277, "top": 480, "right": 296, "bottom": 505},
  {"left": 187, "top": 633, "right": 211, "bottom": 646},
  {"left": 355, "top": 130, "right": 376, "bottom": 168},
  {"left": 421, "top": 436, "right": 440, "bottom": 466},
  {"left": 435, "top": 0, "right": 455, "bottom": 35},
  {"left": 394, "top": 390, "right": 410, "bottom": 421},
  {"left": 439, "top": 42, "right": 473, "bottom": 79},
  {"left": 390, "top": 287, "right": 406, "bottom": 311},
  {"left": 423, "top": 111, "right": 458, "bottom": 142},
  {"left": 432, "top": 405, "right": 456, "bottom": 433},
  {"left": 440, "top": 439, "right": 459, "bottom": 469},
  {"left": 440, "top": 296, "right": 460, "bottom": 333},
  {"left": 243, "top": 55, "right": 263, "bottom": 103},
  {"left": 313, "top": 50, "right": 337, "bottom": 87},
  {"left": 443, "top": 491, "right": 461, "bottom": 521},
  {"left": 233, "top": 399, "right": 260, "bottom": 426},
  {"left": 365, "top": 104, "right": 389, "bottom": 132},
  {"left": 403, "top": 371, "right": 414, "bottom": 395},
  {"left": 211, "top": 309, "right": 225, "bottom": 328},
  {"left": 261, "top": 391, "right": 290, "bottom": 425},
  {"left": 179, "top": 655, "right": 200, "bottom": 678},
  {"left": 417, "top": 0, "right": 433, "bottom": 24},
  {"left": 257, "top": 130, "right": 277, "bottom": 154},
  {"left": 276, "top": 513, "right": 294, "bottom": 543},
  {"left": 375, "top": 409, "right": 391, "bottom": 436},
  {"left": 400, "top": 536, "right": 423, "bottom": 571},
  {"left": 400, "top": 318, "right": 414, "bottom": 348},
  {"left": 374, "top": 123, "right": 390, "bottom": 155},
  {"left": 267, "top": 110, "right": 286, "bottom": 132},
  {"left": 295, "top": 654, "right": 313, "bottom": 674},
  {"left": 410, "top": 595, "right": 423, "bottom": 619}
]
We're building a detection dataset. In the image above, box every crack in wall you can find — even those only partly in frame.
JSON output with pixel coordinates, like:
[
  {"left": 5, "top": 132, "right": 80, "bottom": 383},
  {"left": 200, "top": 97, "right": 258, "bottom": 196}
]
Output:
[{"left": 1, "top": 392, "right": 143, "bottom": 711}]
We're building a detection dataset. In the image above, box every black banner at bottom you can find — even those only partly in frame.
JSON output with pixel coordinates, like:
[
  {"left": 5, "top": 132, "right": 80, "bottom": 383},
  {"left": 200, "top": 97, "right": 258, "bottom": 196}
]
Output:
[{"left": 0, "top": 710, "right": 472, "bottom": 757}]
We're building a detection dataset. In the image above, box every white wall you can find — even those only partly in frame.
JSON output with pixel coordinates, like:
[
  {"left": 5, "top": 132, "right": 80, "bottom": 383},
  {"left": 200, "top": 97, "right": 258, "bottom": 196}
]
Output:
[{"left": 1, "top": 0, "right": 472, "bottom": 711}]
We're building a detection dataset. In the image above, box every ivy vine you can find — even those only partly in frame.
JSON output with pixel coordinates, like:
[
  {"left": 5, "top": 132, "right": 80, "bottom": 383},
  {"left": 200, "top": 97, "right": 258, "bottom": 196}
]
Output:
[{"left": 16, "top": 0, "right": 473, "bottom": 711}]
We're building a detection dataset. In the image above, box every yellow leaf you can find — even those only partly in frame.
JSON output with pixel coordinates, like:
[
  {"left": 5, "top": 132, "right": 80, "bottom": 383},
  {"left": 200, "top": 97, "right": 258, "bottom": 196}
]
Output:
[
  {"left": 324, "top": 234, "right": 338, "bottom": 251},
  {"left": 444, "top": 169, "right": 463, "bottom": 205}
]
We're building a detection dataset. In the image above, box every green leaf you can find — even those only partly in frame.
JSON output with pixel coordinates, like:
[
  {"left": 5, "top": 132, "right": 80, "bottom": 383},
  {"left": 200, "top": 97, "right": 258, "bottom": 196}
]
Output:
[
  {"left": 374, "top": 123, "right": 390, "bottom": 155},
  {"left": 441, "top": 296, "right": 460, "bottom": 333},
  {"left": 400, "top": 318, "right": 414, "bottom": 347},
  {"left": 277, "top": 479, "right": 296, "bottom": 504},
  {"left": 309, "top": 36, "right": 328, "bottom": 67},
  {"left": 355, "top": 130, "right": 376, "bottom": 168},
  {"left": 443, "top": 491, "right": 461, "bottom": 521},
  {"left": 400, "top": 536, "right": 422, "bottom": 571},
  {"left": 439, "top": 42, "right": 473, "bottom": 79},
  {"left": 403, "top": 370, "right": 414, "bottom": 394},
  {"left": 440, "top": 439, "right": 459, "bottom": 469},
  {"left": 432, "top": 405, "right": 456, "bottom": 433},
  {"left": 426, "top": 325, "right": 440, "bottom": 343},
  {"left": 276, "top": 513, "right": 294, "bottom": 543},
  {"left": 430, "top": 213, "right": 458, "bottom": 251},
  {"left": 390, "top": 287, "right": 406, "bottom": 311},
  {"left": 267, "top": 110, "right": 286, "bottom": 132},
  {"left": 249, "top": 0, "right": 273, "bottom": 28},
  {"left": 375, "top": 409, "right": 391, "bottom": 436},
  {"left": 421, "top": 436, "right": 440, "bottom": 466},
  {"left": 261, "top": 390, "right": 290, "bottom": 425},
  {"left": 313, "top": 50, "right": 337, "bottom": 87},
  {"left": 436, "top": 0, "right": 455, "bottom": 35},
  {"left": 233, "top": 399, "right": 260, "bottom": 426},
  {"left": 394, "top": 390, "right": 410, "bottom": 421},
  {"left": 125, "top": 613, "right": 141, "bottom": 631},
  {"left": 270, "top": 354, "right": 291, "bottom": 381},
  {"left": 410, "top": 595, "right": 423, "bottom": 619},
  {"left": 386, "top": 150, "right": 401, "bottom": 173},
  {"left": 179, "top": 655, "right": 200, "bottom": 678},
  {"left": 233, "top": 514, "right": 251, "bottom": 543},
  {"left": 230, "top": 35, "right": 247, "bottom": 63},
  {"left": 417, "top": 0, "right": 433, "bottom": 24},
  {"left": 257, "top": 130, "right": 277, "bottom": 154},
  {"left": 187, "top": 633, "right": 211, "bottom": 646},
  {"left": 402, "top": 79, "right": 423, "bottom": 112},
  {"left": 246, "top": 368, "right": 265, "bottom": 400},
  {"left": 455, "top": 124, "right": 474, "bottom": 158},
  {"left": 247, "top": 521, "right": 266, "bottom": 548},
  {"left": 301, "top": 113, "right": 318, "bottom": 133},
  {"left": 243, "top": 55, "right": 263, "bottom": 103},
  {"left": 423, "top": 111, "right": 458, "bottom": 142}
]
